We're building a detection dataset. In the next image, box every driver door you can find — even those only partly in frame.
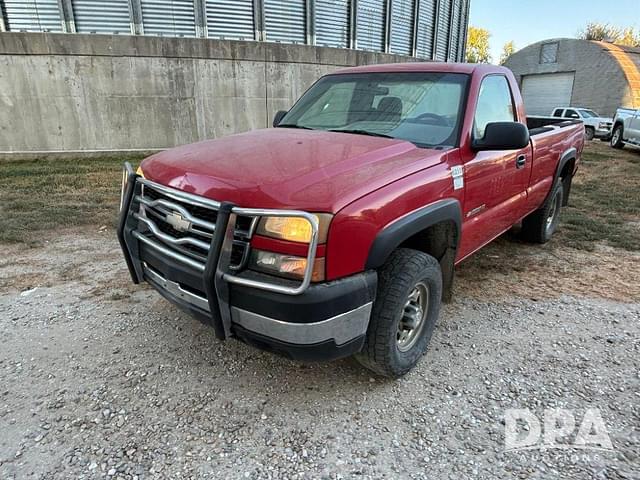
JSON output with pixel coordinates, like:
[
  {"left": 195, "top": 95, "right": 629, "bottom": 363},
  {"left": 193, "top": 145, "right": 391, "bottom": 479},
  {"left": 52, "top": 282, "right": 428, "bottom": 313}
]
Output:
[{"left": 460, "top": 75, "right": 533, "bottom": 258}]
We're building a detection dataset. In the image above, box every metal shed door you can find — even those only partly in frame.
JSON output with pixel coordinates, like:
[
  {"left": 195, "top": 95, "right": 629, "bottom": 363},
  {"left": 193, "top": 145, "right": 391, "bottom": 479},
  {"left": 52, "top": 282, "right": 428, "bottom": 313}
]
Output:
[
  {"left": 264, "top": 0, "right": 306, "bottom": 44},
  {"left": 3, "top": 0, "right": 62, "bottom": 32},
  {"left": 434, "top": 0, "right": 451, "bottom": 61},
  {"left": 315, "top": 0, "right": 350, "bottom": 48},
  {"left": 389, "top": 0, "right": 414, "bottom": 55},
  {"left": 140, "top": 0, "right": 197, "bottom": 37},
  {"left": 205, "top": 0, "right": 255, "bottom": 40},
  {"left": 71, "top": 0, "right": 132, "bottom": 34},
  {"left": 521, "top": 73, "right": 575, "bottom": 116},
  {"left": 415, "top": 0, "right": 436, "bottom": 59},
  {"left": 356, "top": 0, "right": 386, "bottom": 52}
]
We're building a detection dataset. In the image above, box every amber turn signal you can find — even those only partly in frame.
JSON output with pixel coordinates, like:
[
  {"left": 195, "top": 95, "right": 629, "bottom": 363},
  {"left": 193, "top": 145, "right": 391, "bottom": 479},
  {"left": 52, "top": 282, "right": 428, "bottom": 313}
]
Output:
[{"left": 256, "top": 214, "right": 332, "bottom": 243}]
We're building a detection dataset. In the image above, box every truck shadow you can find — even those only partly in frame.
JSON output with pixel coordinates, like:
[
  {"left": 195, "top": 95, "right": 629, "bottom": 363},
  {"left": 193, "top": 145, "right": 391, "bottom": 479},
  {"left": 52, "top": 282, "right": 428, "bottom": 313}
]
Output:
[{"left": 138, "top": 292, "right": 463, "bottom": 394}]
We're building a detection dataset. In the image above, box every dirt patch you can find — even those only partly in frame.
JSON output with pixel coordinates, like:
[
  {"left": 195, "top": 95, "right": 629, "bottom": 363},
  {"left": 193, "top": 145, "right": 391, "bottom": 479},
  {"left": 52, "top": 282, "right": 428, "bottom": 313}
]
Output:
[
  {"left": 456, "top": 234, "right": 640, "bottom": 302},
  {"left": 0, "top": 228, "right": 123, "bottom": 294},
  {"left": 2, "top": 229, "right": 639, "bottom": 304}
]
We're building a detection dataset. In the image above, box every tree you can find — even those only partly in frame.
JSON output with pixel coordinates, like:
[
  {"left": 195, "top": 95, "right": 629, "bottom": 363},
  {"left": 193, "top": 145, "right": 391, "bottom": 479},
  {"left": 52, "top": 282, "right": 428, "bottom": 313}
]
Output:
[
  {"left": 466, "top": 26, "right": 492, "bottom": 64},
  {"left": 500, "top": 41, "right": 516, "bottom": 65},
  {"left": 619, "top": 27, "right": 640, "bottom": 47},
  {"left": 577, "top": 22, "right": 640, "bottom": 47}
]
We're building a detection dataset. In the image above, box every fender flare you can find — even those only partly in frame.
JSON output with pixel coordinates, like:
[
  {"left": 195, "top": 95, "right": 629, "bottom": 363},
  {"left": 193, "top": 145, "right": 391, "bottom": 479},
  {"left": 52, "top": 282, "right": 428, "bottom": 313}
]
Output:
[
  {"left": 551, "top": 147, "right": 578, "bottom": 206},
  {"left": 365, "top": 198, "right": 462, "bottom": 270},
  {"left": 555, "top": 147, "right": 578, "bottom": 181}
]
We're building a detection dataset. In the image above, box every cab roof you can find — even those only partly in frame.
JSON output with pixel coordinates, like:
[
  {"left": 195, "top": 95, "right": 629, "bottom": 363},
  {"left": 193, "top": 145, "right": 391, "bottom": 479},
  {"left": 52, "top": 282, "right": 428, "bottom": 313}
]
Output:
[{"left": 333, "top": 62, "right": 509, "bottom": 76}]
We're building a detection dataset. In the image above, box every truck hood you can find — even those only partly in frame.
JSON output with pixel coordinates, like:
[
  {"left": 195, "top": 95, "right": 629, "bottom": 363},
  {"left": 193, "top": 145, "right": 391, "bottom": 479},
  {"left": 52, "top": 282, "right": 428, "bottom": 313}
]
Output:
[{"left": 141, "top": 128, "right": 447, "bottom": 212}]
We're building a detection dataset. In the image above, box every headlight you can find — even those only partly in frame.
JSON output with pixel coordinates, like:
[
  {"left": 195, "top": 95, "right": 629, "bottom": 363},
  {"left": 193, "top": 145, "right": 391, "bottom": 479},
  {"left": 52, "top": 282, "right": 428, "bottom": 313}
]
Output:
[
  {"left": 256, "top": 213, "right": 332, "bottom": 243},
  {"left": 249, "top": 250, "right": 325, "bottom": 281},
  {"left": 136, "top": 165, "right": 145, "bottom": 177}
]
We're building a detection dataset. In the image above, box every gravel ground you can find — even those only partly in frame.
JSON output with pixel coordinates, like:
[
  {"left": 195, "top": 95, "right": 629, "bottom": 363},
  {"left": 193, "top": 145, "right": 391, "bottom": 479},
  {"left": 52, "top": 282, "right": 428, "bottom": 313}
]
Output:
[{"left": 0, "top": 232, "right": 639, "bottom": 479}]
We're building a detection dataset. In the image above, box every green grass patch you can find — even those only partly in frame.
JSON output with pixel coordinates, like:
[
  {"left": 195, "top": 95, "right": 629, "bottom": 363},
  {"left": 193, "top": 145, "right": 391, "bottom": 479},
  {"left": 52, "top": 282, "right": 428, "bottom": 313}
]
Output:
[
  {"left": 556, "top": 143, "right": 640, "bottom": 251},
  {"left": 0, "top": 155, "right": 144, "bottom": 244}
]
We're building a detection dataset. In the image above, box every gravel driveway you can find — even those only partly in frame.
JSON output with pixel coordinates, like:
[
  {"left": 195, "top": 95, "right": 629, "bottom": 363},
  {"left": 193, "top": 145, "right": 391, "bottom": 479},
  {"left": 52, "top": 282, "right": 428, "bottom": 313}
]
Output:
[{"left": 0, "top": 232, "right": 638, "bottom": 479}]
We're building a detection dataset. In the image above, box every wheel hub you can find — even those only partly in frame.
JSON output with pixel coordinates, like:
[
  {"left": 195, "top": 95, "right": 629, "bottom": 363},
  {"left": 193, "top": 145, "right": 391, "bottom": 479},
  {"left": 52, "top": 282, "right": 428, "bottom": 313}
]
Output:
[{"left": 397, "top": 283, "right": 429, "bottom": 352}]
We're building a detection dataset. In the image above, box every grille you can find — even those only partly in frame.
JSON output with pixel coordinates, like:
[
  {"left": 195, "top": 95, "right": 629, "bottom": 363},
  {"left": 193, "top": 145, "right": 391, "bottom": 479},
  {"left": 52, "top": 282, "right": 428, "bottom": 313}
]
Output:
[{"left": 134, "top": 181, "right": 256, "bottom": 270}]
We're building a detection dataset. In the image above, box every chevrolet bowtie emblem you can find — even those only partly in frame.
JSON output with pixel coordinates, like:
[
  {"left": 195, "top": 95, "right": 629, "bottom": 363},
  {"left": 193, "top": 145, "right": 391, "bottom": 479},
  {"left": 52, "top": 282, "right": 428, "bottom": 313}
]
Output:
[{"left": 165, "top": 212, "right": 192, "bottom": 232}]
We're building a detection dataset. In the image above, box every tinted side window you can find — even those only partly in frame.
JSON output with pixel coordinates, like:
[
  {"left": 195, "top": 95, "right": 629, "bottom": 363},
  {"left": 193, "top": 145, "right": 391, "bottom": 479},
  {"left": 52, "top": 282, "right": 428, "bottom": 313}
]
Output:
[
  {"left": 553, "top": 109, "right": 564, "bottom": 117},
  {"left": 564, "top": 109, "right": 579, "bottom": 119},
  {"left": 474, "top": 76, "right": 516, "bottom": 139}
]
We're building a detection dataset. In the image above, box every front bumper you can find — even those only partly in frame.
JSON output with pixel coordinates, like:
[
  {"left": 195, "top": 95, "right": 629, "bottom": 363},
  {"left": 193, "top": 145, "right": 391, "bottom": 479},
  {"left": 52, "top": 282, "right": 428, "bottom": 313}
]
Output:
[
  {"left": 595, "top": 127, "right": 612, "bottom": 138},
  {"left": 117, "top": 165, "right": 376, "bottom": 361}
]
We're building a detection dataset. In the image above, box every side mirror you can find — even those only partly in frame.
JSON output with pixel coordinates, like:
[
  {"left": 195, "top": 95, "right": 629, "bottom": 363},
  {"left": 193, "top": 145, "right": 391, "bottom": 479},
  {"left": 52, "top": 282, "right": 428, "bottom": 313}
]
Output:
[
  {"left": 273, "top": 110, "right": 287, "bottom": 127},
  {"left": 472, "top": 122, "right": 530, "bottom": 151}
]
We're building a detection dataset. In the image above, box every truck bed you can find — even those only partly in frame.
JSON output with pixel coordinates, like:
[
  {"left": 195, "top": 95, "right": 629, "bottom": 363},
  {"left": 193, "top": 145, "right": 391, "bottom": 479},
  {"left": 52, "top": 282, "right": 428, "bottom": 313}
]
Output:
[{"left": 526, "top": 116, "right": 582, "bottom": 136}]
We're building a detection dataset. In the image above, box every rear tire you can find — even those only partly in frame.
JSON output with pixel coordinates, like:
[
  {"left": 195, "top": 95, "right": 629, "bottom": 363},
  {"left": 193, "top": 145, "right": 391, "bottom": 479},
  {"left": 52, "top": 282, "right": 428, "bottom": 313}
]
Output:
[
  {"left": 611, "top": 125, "right": 624, "bottom": 149},
  {"left": 521, "top": 179, "right": 563, "bottom": 244},
  {"left": 585, "top": 127, "right": 595, "bottom": 141},
  {"left": 355, "top": 249, "right": 442, "bottom": 378}
]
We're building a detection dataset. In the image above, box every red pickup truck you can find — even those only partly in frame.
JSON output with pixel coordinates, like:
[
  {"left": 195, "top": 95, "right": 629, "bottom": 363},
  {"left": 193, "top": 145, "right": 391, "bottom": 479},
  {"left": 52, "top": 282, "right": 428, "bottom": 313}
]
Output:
[{"left": 118, "top": 63, "right": 584, "bottom": 377}]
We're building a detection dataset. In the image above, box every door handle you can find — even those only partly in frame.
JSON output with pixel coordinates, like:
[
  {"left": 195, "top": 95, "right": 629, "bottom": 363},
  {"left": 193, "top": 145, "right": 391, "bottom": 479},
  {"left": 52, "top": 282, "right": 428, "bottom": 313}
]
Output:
[{"left": 516, "top": 154, "right": 527, "bottom": 169}]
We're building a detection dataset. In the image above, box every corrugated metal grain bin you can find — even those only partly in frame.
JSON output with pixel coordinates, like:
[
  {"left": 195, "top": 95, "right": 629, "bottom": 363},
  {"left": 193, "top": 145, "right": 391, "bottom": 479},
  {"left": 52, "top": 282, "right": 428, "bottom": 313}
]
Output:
[{"left": 0, "top": 0, "right": 469, "bottom": 61}]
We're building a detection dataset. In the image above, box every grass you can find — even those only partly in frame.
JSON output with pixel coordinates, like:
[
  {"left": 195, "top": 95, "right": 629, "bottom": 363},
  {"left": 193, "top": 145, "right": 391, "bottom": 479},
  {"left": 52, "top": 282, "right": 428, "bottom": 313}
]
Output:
[
  {"left": 558, "top": 142, "right": 640, "bottom": 251},
  {"left": 0, "top": 155, "right": 144, "bottom": 244},
  {"left": 0, "top": 142, "right": 639, "bottom": 251}
]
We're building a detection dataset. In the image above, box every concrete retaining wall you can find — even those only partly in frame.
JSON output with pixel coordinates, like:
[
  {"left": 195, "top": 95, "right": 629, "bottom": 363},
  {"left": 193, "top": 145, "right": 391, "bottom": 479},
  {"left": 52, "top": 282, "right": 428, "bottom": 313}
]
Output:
[{"left": 0, "top": 32, "right": 417, "bottom": 156}]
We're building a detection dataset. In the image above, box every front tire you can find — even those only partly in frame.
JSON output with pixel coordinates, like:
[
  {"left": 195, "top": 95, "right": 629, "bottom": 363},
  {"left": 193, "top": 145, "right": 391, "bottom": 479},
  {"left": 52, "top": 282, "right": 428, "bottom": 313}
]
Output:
[
  {"left": 585, "top": 127, "right": 595, "bottom": 141},
  {"left": 521, "top": 179, "right": 563, "bottom": 243},
  {"left": 611, "top": 125, "right": 624, "bottom": 149},
  {"left": 355, "top": 249, "right": 442, "bottom": 378}
]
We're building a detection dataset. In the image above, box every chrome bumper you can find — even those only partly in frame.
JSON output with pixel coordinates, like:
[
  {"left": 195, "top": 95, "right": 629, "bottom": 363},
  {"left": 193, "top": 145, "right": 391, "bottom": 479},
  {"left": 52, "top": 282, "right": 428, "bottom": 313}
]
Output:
[
  {"left": 231, "top": 305, "right": 372, "bottom": 346},
  {"left": 144, "top": 264, "right": 371, "bottom": 346}
]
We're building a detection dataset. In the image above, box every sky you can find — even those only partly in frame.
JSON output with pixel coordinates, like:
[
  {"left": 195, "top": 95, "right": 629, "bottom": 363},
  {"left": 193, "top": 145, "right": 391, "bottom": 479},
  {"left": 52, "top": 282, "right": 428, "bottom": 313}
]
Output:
[{"left": 469, "top": 0, "right": 640, "bottom": 62}]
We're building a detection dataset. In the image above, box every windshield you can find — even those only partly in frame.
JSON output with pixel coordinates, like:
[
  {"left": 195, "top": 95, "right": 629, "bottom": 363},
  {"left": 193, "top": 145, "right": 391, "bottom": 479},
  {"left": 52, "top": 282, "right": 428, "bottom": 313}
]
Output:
[
  {"left": 580, "top": 109, "right": 600, "bottom": 118},
  {"left": 279, "top": 72, "right": 470, "bottom": 148}
]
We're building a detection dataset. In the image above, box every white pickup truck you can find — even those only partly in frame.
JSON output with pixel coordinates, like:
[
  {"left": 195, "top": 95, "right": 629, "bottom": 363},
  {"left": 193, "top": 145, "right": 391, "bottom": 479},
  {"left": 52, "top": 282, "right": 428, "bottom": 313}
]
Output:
[
  {"left": 551, "top": 107, "right": 613, "bottom": 141},
  {"left": 611, "top": 107, "right": 640, "bottom": 149}
]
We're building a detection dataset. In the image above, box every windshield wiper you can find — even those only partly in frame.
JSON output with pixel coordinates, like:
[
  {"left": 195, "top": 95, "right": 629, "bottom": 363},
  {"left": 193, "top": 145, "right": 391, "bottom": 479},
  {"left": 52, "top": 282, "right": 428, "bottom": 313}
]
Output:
[
  {"left": 276, "top": 124, "right": 314, "bottom": 130},
  {"left": 328, "top": 128, "right": 395, "bottom": 139}
]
